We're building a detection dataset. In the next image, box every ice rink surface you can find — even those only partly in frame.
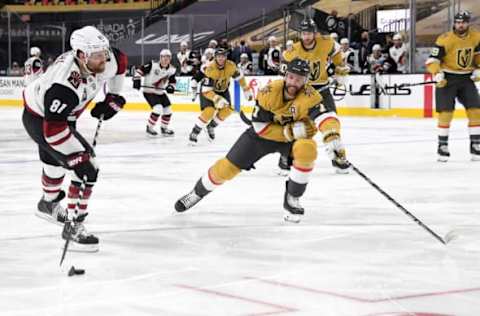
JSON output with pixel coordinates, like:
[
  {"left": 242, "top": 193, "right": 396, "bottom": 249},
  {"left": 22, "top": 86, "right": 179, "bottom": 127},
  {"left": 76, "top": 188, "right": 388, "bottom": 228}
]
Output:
[{"left": 1, "top": 106, "right": 479, "bottom": 316}]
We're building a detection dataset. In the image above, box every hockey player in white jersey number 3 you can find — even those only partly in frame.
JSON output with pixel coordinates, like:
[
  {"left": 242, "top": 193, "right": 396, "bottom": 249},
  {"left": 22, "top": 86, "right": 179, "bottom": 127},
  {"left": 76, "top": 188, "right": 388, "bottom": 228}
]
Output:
[
  {"left": 133, "top": 49, "right": 177, "bottom": 136},
  {"left": 22, "top": 26, "right": 128, "bottom": 252},
  {"left": 24, "top": 47, "right": 44, "bottom": 86}
]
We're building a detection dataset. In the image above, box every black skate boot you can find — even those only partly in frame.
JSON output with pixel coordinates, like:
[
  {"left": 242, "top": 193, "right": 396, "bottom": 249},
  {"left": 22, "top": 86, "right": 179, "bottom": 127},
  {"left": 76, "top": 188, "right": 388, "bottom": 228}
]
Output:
[
  {"left": 437, "top": 143, "right": 450, "bottom": 162},
  {"left": 146, "top": 125, "right": 158, "bottom": 136},
  {"left": 471, "top": 141, "right": 480, "bottom": 161},
  {"left": 36, "top": 191, "right": 67, "bottom": 225},
  {"left": 161, "top": 127, "right": 175, "bottom": 137},
  {"left": 206, "top": 121, "right": 218, "bottom": 142},
  {"left": 277, "top": 155, "right": 291, "bottom": 176},
  {"left": 331, "top": 149, "right": 351, "bottom": 174},
  {"left": 189, "top": 125, "right": 202, "bottom": 145},
  {"left": 175, "top": 179, "right": 210, "bottom": 212},
  {"left": 175, "top": 190, "right": 203, "bottom": 212},
  {"left": 283, "top": 183, "right": 305, "bottom": 223},
  {"left": 325, "top": 139, "right": 351, "bottom": 174},
  {"left": 62, "top": 213, "right": 99, "bottom": 252}
]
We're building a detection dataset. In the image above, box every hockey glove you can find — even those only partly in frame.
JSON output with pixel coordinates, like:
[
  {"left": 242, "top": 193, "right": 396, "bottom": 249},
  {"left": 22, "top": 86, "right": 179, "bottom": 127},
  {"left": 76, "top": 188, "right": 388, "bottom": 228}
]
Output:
[
  {"left": 471, "top": 69, "right": 480, "bottom": 82},
  {"left": 213, "top": 95, "right": 230, "bottom": 109},
  {"left": 283, "top": 118, "right": 317, "bottom": 142},
  {"left": 65, "top": 152, "right": 99, "bottom": 183},
  {"left": 166, "top": 85, "right": 176, "bottom": 94},
  {"left": 133, "top": 78, "right": 141, "bottom": 90},
  {"left": 243, "top": 88, "right": 254, "bottom": 101},
  {"left": 91, "top": 93, "right": 126, "bottom": 120},
  {"left": 434, "top": 72, "right": 447, "bottom": 88}
]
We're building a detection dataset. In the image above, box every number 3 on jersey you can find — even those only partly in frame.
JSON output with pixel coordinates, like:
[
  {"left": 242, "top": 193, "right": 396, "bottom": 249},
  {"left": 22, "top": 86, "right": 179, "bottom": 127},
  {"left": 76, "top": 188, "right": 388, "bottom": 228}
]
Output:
[{"left": 49, "top": 99, "right": 68, "bottom": 114}]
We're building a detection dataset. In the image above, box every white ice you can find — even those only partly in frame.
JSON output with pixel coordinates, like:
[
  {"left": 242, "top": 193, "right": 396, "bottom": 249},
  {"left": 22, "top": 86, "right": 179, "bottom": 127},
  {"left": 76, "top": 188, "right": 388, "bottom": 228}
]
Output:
[{"left": 1, "top": 106, "right": 479, "bottom": 316}]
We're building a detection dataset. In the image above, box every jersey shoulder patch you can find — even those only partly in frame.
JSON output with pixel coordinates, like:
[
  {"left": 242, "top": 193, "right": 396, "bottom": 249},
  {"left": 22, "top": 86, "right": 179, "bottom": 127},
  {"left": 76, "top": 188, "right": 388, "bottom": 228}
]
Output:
[{"left": 67, "top": 71, "right": 82, "bottom": 89}]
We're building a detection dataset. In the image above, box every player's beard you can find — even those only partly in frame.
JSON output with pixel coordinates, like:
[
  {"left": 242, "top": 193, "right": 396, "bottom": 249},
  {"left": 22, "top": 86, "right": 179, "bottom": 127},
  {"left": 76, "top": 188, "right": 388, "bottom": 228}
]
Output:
[
  {"left": 284, "top": 84, "right": 301, "bottom": 98},
  {"left": 87, "top": 61, "right": 106, "bottom": 74},
  {"left": 454, "top": 25, "right": 468, "bottom": 35}
]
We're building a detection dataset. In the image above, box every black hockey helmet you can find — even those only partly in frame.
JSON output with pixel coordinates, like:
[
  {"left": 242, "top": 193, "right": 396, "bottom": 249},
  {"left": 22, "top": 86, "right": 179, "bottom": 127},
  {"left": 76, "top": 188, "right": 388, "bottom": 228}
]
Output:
[
  {"left": 286, "top": 58, "right": 310, "bottom": 77},
  {"left": 214, "top": 48, "right": 228, "bottom": 56},
  {"left": 299, "top": 19, "right": 317, "bottom": 33},
  {"left": 454, "top": 11, "right": 471, "bottom": 23}
]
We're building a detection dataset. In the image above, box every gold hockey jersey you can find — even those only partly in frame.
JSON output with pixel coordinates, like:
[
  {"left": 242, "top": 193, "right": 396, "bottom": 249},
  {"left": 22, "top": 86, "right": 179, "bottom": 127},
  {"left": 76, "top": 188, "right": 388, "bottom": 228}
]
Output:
[
  {"left": 251, "top": 79, "right": 323, "bottom": 142},
  {"left": 426, "top": 28, "right": 480, "bottom": 74},
  {"left": 283, "top": 35, "right": 343, "bottom": 85},
  {"left": 201, "top": 59, "right": 248, "bottom": 102}
]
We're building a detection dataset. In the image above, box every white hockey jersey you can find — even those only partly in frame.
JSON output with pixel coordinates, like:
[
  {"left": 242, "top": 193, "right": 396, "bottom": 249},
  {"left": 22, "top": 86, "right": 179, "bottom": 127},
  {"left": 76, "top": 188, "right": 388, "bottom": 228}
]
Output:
[
  {"left": 341, "top": 48, "right": 360, "bottom": 73},
  {"left": 389, "top": 44, "right": 408, "bottom": 73},
  {"left": 266, "top": 46, "right": 281, "bottom": 70},
  {"left": 23, "top": 48, "right": 127, "bottom": 155},
  {"left": 177, "top": 50, "right": 192, "bottom": 74},
  {"left": 136, "top": 61, "right": 176, "bottom": 95},
  {"left": 24, "top": 56, "right": 44, "bottom": 86},
  {"left": 237, "top": 61, "right": 253, "bottom": 75}
]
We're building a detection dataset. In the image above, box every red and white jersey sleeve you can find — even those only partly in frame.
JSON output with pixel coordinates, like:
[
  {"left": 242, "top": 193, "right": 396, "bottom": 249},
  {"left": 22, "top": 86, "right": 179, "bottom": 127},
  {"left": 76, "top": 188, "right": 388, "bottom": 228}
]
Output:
[
  {"left": 24, "top": 57, "right": 44, "bottom": 86},
  {"left": 104, "top": 47, "right": 128, "bottom": 95},
  {"left": 23, "top": 48, "right": 127, "bottom": 155}
]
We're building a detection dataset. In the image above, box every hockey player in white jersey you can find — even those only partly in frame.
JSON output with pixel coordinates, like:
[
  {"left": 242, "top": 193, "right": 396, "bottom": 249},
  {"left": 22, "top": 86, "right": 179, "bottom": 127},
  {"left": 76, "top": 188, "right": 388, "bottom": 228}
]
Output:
[
  {"left": 22, "top": 26, "right": 128, "bottom": 252},
  {"left": 24, "top": 47, "right": 44, "bottom": 85},
  {"left": 133, "top": 49, "right": 177, "bottom": 136},
  {"left": 389, "top": 33, "right": 408, "bottom": 73}
]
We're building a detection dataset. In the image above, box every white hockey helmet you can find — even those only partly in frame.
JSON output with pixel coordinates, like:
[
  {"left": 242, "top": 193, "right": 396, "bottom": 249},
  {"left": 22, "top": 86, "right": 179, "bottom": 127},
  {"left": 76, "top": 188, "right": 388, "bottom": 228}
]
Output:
[
  {"left": 204, "top": 48, "right": 215, "bottom": 57},
  {"left": 372, "top": 44, "right": 382, "bottom": 51},
  {"left": 160, "top": 49, "right": 172, "bottom": 57},
  {"left": 30, "top": 47, "right": 41, "bottom": 56},
  {"left": 393, "top": 33, "right": 402, "bottom": 41},
  {"left": 180, "top": 41, "right": 188, "bottom": 48},
  {"left": 340, "top": 38, "right": 349, "bottom": 45},
  {"left": 70, "top": 26, "right": 109, "bottom": 58}
]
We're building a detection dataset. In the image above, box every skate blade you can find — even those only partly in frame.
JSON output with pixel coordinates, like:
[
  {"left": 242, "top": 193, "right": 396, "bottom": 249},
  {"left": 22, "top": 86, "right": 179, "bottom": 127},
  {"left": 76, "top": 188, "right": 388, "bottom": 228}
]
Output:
[
  {"left": 471, "top": 154, "right": 480, "bottom": 161},
  {"left": 283, "top": 211, "right": 302, "bottom": 224},
  {"left": 161, "top": 133, "right": 175, "bottom": 138},
  {"left": 146, "top": 133, "right": 159, "bottom": 138},
  {"left": 334, "top": 167, "right": 350, "bottom": 174},
  {"left": 35, "top": 211, "right": 64, "bottom": 226},
  {"left": 277, "top": 169, "right": 290, "bottom": 177},
  {"left": 64, "top": 242, "right": 99, "bottom": 253},
  {"left": 437, "top": 156, "right": 449, "bottom": 162}
]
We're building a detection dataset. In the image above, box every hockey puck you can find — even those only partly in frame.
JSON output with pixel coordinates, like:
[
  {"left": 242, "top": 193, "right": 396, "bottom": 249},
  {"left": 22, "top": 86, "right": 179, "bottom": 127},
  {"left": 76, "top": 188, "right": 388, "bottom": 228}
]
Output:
[{"left": 68, "top": 266, "right": 86, "bottom": 277}]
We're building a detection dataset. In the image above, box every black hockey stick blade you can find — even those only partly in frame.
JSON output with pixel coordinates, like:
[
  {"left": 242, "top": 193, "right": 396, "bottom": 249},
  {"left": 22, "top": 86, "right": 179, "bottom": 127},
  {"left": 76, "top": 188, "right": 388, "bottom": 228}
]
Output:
[{"left": 59, "top": 220, "right": 72, "bottom": 266}]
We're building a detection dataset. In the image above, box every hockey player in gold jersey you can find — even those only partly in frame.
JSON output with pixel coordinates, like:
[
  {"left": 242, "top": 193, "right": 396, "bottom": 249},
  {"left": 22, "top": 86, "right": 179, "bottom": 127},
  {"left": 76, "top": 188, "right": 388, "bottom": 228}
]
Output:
[
  {"left": 175, "top": 58, "right": 336, "bottom": 223},
  {"left": 188, "top": 48, "right": 253, "bottom": 144},
  {"left": 425, "top": 11, "right": 480, "bottom": 161},
  {"left": 280, "top": 19, "right": 351, "bottom": 174}
]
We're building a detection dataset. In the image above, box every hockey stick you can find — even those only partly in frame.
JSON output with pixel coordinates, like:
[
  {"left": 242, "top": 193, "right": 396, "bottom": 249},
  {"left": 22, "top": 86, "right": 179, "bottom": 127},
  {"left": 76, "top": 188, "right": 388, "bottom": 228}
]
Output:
[
  {"left": 139, "top": 85, "right": 181, "bottom": 92},
  {"left": 349, "top": 162, "right": 447, "bottom": 245},
  {"left": 398, "top": 81, "right": 437, "bottom": 88},
  {"left": 60, "top": 115, "right": 104, "bottom": 266}
]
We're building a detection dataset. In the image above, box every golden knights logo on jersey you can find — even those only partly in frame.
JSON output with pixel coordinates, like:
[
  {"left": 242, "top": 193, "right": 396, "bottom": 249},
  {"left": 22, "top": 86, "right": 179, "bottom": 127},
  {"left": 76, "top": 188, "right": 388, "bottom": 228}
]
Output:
[
  {"left": 309, "top": 61, "right": 322, "bottom": 82},
  {"left": 457, "top": 48, "right": 473, "bottom": 68}
]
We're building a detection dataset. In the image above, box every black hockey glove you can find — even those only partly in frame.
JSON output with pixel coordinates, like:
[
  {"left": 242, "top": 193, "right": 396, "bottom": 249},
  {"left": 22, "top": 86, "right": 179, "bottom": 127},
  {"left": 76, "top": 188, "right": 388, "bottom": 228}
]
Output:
[
  {"left": 91, "top": 93, "right": 126, "bottom": 120},
  {"left": 133, "top": 78, "right": 141, "bottom": 90},
  {"left": 65, "top": 152, "right": 99, "bottom": 183},
  {"left": 165, "top": 85, "right": 175, "bottom": 94}
]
